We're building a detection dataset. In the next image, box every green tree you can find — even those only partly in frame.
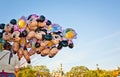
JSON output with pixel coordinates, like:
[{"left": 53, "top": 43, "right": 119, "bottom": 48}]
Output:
[
  {"left": 33, "top": 65, "right": 50, "bottom": 77},
  {"left": 85, "top": 70, "right": 98, "bottom": 77},
  {"left": 66, "top": 66, "right": 89, "bottom": 77},
  {"left": 65, "top": 66, "right": 114, "bottom": 77},
  {"left": 18, "top": 67, "right": 37, "bottom": 77},
  {"left": 18, "top": 65, "right": 50, "bottom": 77}
]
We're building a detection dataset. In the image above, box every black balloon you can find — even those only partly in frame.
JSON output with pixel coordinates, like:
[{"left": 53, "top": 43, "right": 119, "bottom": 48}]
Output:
[
  {"left": 57, "top": 44, "right": 63, "bottom": 50},
  {"left": 61, "top": 40, "right": 68, "bottom": 47},
  {"left": 69, "top": 43, "right": 74, "bottom": 48},
  {"left": 46, "top": 20, "right": 52, "bottom": 25},
  {"left": 0, "top": 23, "right": 5, "bottom": 29},
  {"left": 0, "top": 33, "right": 2, "bottom": 38},
  {"left": 10, "top": 19, "right": 17, "bottom": 25},
  {"left": 21, "top": 30, "right": 28, "bottom": 37},
  {"left": 44, "top": 34, "right": 52, "bottom": 41},
  {"left": 37, "top": 15, "right": 45, "bottom": 22}
]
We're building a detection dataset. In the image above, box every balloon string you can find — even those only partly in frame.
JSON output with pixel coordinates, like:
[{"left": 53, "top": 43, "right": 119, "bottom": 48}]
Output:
[{"left": 8, "top": 49, "right": 13, "bottom": 64}]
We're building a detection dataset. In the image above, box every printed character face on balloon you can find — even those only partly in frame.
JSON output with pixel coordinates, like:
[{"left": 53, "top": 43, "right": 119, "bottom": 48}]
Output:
[
  {"left": 2, "top": 32, "right": 12, "bottom": 41},
  {"left": 52, "top": 32, "right": 62, "bottom": 44},
  {"left": 4, "top": 24, "right": 14, "bottom": 33},
  {"left": 12, "top": 27, "right": 21, "bottom": 54},
  {"left": 27, "top": 14, "right": 39, "bottom": 31},
  {"left": 4, "top": 24, "right": 11, "bottom": 33},
  {"left": 47, "top": 24, "right": 62, "bottom": 44},
  {"left": 4, "top": 19, "right": 17, "bottom": 33},
  {"left": 2, "top": 19, "right": 16, "bottom": 41},
  {"left": 35, "top": 27, "right": 47, "bottom": 40},
  {"left": 12, "top": 31, "right": 21, "bottom": 42},
  {"left": 35, "top": 27, "right": 52, "bottom": 41},
  {"left": 11, "top": 26, "right": 21, "bottom": 42},
  {"left": 63, "top": 28, "right": 77, "bottom": 48}
]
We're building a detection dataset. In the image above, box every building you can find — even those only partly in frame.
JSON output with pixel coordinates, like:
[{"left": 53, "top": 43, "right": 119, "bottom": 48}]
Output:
[{"left": 51, "top": 64, "right": 64, "bottom": 77}]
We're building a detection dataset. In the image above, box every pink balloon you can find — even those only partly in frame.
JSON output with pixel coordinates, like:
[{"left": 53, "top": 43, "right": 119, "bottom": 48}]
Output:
[{"left": 14, "top": 25, "right": 19, "bottom": 31}]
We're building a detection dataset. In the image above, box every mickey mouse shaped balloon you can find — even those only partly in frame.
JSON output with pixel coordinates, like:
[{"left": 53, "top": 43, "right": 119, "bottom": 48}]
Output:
[
  {"left": 0, "top": 14, "right": 77, "bottom": 64},
  {"left": 0, "top": 23, "right": 5, "bottom": 51},
  {"left": 59, "top": 28, "right": 77, "bottom": 49},
  {"left": 44, "top": 24, "right": 63, "bottom": 58},
  {"left": 3, "top": 19, "right": 17, "bottom": 42},
  {"left": 12, "top": 16, "right": 27, "bottom": 54},
  {"left": 0, "top": 23, "right": 5, "bottom": 39}
]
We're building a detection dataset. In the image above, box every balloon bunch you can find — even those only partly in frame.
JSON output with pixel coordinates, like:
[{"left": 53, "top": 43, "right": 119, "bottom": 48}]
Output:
[{"left": 0, "top": 14, "right": 77, "bottom": 63}]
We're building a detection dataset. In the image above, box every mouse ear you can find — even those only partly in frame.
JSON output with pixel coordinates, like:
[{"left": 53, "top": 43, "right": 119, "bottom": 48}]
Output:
[
  {"left": 35, "top": 27, "right": 41, "bottom": 32},
  {"left": 41, "top": 29, "right": 47, "bottom": 34},
  {"left": 22, "top": 30, "right": 28, "bottom": 37},
  {"left": 10, "top": 19, "right": 17, "bottom": 25},
  {"left": 69, "top": 43, "right": 74, "bottom": 48},
  {"left": 44, "top": 34, "right": 52, "bottom": 41},
  {"left": 19, "top": 33, "right": 22, "bottom": 37},
  {"left": 0, "top": 30, "right": 5, "bottom": 38},
  {"left": 0, "top": 23, "right": 5, "bottom": 29},
  {"left": 0, "top": 32, "right": 2, "bottom": 38},
  {"left": 57, "top": 42, "right": 63, "bottom": 50},
  {"left": 27, "top": 15, "right": 32, "bottom": 20},
  {"left": 46, "top": 20, "right": 52, "bottom": 26},
  {"left": 37, "top": 15, "right": 45, "bottom": 22},
  {"left": 61, "top": 40, "right": 68, "bottom": 47},
  {"left": 10, "top": 27, "right": 14, "bottom": 33}
]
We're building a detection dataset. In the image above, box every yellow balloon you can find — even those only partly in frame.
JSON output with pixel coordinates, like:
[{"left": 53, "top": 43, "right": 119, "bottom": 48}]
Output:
[
  {"left": 20, "top": 38, "right": 26, "bottom": 46},
  {"left": 18, "top": 19, "right": 25, "bottom": 29},
  {"left": 48, "top": 26, "right": 52, "bottom": 31},
  {"left": 65, "top": 31, "right": 74, "bottom": 39},
  {"left": 47, "top": 41, "right": 54, "bottom": 47}
]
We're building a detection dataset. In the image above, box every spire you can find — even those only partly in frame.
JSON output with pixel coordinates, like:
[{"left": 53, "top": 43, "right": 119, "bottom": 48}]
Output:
[{"left": 60, "top": 63, "right": 62, "bottom": 71}]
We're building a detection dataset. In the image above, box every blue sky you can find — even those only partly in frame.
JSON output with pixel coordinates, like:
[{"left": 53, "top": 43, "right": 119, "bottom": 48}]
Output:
[{"left": 0, "top": 0, "right": 120, "bottom": 72}]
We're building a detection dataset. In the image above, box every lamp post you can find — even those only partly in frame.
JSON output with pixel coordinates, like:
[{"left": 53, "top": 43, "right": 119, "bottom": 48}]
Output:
[{"left": 96, "top": 64, "right": 99, "bottom": 71}]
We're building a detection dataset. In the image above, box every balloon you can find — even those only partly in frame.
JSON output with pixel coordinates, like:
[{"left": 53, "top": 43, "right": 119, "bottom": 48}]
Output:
[
  {"left": 0, "top": 23, "right": 5, "bottom": 29},
  {"left": 47, "top": 24, "right": 62, "bottom": 33},
  {"left": 19, "top": 38, "right": 26, "bottom": 47},
  {"left": 10, "top": 19, "right": 17, "bottom": 25},
  {"left": 65, "top": 31, "right": 74, "bottom": 39},
  {"left": 37, "top": 15, "right": 45, "bottom": 22},
  {"left": 18, "top": 16, "right": 26, "bottom": 29},
  {"left": 48, "top": 26, "right": 52, "bottom": 31},
  {"left": 18, "top": 20, "right": 25, "bottom": 28},
  {"left": 47, "top": 41, "right": 54, "bottom": 47},
  {"left": 63, "top": 28, "right": 77, "bottom": 40},
  {"left": 0, "top": 14, "right": 77, "bottom": 63},
  {"left": 14, "top": 25, "right": 19, "bottom": 31},
  {"left": 46, "top": 20, "right": 52, "bottom": 25}
]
